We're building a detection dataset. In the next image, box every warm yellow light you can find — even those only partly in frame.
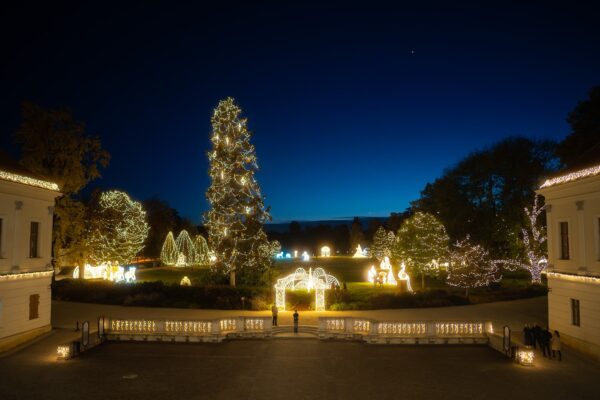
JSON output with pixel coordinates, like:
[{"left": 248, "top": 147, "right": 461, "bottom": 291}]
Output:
[
  {"left": 0, "top": 169, "right": 60, "bottom": 191},
  {"left": 320, "top": 246, "right": 331, "bottom": 257},
  {"left": 517, "top": 348, "right": 535, "bottom": 365}
]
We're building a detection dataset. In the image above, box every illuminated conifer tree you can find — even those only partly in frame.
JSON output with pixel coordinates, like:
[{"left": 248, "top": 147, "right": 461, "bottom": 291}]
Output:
[
  {"left": 447, "top": 236, "right": 501, "bottom": 297},
  {"left": 204, "top": 98, "right": 279, "bottom": 286},
  {"left": 194, "top": 234, "right": 211, "bottom": 265},
  {"left": 393, "top": 212, "right": 449, "bottom": 289},
  {"left": 370, "top": 226, "right": 395, "bottom": 261},
  {"left": 175, "top": 230, "right": 196, "bottom": 267},
  {"left": 160, "top": 231, "right": 178, "bottom": 265},
  {"left": 87, "top": 190, "right": 149, "bottom": 265}
]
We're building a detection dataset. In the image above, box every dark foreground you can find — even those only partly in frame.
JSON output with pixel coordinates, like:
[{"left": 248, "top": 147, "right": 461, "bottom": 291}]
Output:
[{"left": 1, "top": 337, "right": 598, "bottom": 400}]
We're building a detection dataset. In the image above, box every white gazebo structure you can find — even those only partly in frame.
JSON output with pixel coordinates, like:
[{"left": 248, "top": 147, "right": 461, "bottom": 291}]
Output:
[
  {"left": 320, "top": 246, "right": 331, "bottom": 257},
  {"left": 275, "top": 267, "right": 340, "bottom": 311}
]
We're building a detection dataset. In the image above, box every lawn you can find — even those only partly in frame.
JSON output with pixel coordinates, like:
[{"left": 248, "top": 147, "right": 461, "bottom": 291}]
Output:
[{"left": 136, "top": 267, "right": 212, "bottom": 284}]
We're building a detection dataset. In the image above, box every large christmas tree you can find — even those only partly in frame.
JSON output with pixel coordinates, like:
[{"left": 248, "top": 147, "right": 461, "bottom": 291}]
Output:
[{"left": 204, "top": 98, "right": 279, "bottom": 286}]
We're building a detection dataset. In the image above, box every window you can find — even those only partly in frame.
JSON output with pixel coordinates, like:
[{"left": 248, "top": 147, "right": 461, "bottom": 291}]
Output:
[
  {"left": 571, "top": 298, "right": 580, "bottom": 327},
  {"left": 29, "top": 221, "right": 39, "bottom": 258},
  {"left": 29, "top": 294, "right": 39, "bottom": 320},
  {"left": 559, "top": 221, "right": 570, "bottom": 260}
]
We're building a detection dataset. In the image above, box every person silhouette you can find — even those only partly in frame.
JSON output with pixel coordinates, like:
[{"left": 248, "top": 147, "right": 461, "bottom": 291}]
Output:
[
  {"left": 271, "top": 304, "right": 278, "bottom": 326},
  {"left": 293, "top": 310, "right": 299, "bottom": 333}
]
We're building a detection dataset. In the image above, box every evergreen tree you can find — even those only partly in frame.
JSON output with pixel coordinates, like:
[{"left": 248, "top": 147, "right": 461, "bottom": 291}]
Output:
[
  {"left": 370, "top": 226, "right": 395, "bottom": 261},
  {"left": 447, "top": 236, "right": 501, "bottom": 297},
  {"left": 160, "top": 231, "right": 177, "bottom": 265},
  {"left": 393, "top": 212, "right": 449, "bottom": 289},
  {"left": 204, "top": 98, "right": 279, "bottom": 286},
  {"left": 194, "top": 234, "right": 211, "bottom": 265},
  {"left": 175, "top": 230, "right": 196, "bottom": 266}
]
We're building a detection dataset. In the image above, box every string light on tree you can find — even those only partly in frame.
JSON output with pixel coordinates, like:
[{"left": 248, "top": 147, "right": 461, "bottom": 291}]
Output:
[
  {"left": 371, "top": 227, "right": 395, "bottom": 261},
  {"left": 175, "top": 230, "right": 196, "bottom": 267},
  {"left": 204, "top": 97, "right": 280, "bottom": 286},
  {"left": 160, "top": 231, "right": 178, "bottom": 266},
  {"left": 447, "top": 236, "right": 501, "bottom": 297},
  {"left": 194, "top": 234, "right": 211, "bottom": 265},
  {"left": 87, "top": 190, "right": 149, "bottom": 267},
  {"left": 495, "top": 195, "right": 548, "bottom": 284}
]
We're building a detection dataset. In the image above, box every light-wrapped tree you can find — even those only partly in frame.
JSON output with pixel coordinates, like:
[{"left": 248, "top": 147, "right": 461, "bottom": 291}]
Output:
[
  {"left": 393, "top": 212, "right": 449, "bottom": 289},
  {"left": 194, "top": 234, "right": 211, "bottom": 265},
  {"left": 87, "top": 190, "right": 149, "bottom": 266},
  {"left": 160, "top": 231, "right": 178, "bottom": 265},
  {"left": 370, "top": 226, "right": 395, "bottom": 261},
  {"left": 204, "top": 97, "right": 279, "bottom": 286},
  {"left": 175, "top": 230, "right": 196, "bottom": 267},
  {"left": 447, "top": 236, "right": 501, "bottom": 297}
]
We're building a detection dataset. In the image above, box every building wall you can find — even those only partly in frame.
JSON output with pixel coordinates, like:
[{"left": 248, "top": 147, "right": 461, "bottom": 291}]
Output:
[
  {"left": 547, "top": 275, "right": 600, "bottom": 360},
  {"left": 0, "top": 273, "right": 52, "bottom": 348},
  {"left": 539, "top": 173, "right": 600, "bottom": 360},
  {"left": 0, "top": 178, "right": 58, "bottom": 351}
]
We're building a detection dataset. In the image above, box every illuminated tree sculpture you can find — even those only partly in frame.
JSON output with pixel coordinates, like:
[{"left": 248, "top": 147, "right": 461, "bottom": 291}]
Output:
[
  {"left": 393, "top": 212, "right": 449, "bottom": 289},
  {"left": 175, "top": 230, "right": 196, "bottom": 267},
  {"left": 447, "top": 236, "right": 501, "bottom": 297},
  {"left": 204, "top": 97, "right": 279, "bottom": 286},
  {"left": 370, "top": 226, "right": 395, "bottom": 261},
  {"left": 87, "top": 190, "right": 149, "bottom": 266},
  {"left": 194, "top": 234, "right": 211, "bottom": 265},
  {"left": 160, "top": 231, "right": 178, "bottom": 265}
]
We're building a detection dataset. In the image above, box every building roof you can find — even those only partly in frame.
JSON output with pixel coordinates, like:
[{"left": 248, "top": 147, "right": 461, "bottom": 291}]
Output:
[
  {"left": 0, "top": 149, "right": 60, "bottom": 192},
  {"left": 540, "top": 163, "right": 600, "bottom": 189}
]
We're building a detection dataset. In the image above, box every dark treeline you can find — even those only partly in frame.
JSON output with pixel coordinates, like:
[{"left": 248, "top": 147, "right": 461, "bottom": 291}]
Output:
[
  {"left": 266, "top": 212, "right": 412, "bottom": 255},
  {"left": 412, "top": 86, "right": 600, "bottom": 258}
]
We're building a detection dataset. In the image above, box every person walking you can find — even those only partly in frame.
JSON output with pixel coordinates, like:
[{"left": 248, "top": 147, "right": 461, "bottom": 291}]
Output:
[
  {"left": 532, "top": 324, "right": 541, "bottom": 350},
  {"left": 551, "top": 330, "right": 562, "bottom": 361},
  {"left": 271, "top": 304, "right": 278, "bottom": 327},
  {"left": 293, "top": 310, "right": 299, "bottom": 334}
]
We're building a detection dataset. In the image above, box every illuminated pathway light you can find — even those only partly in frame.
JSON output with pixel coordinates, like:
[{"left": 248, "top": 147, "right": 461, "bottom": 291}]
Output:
[{"left": 275, "top": 267, "right": 340, "bottom": 311}]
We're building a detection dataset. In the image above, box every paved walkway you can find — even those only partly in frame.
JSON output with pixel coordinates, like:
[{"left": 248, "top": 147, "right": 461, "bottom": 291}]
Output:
[{"left": 52, "top": 296, "right": 548, "bottom": 331}]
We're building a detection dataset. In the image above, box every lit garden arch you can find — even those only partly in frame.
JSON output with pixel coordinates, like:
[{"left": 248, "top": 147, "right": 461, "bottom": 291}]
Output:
[{"left": 275, "top": 267, "right": 340, "bottom": 311}]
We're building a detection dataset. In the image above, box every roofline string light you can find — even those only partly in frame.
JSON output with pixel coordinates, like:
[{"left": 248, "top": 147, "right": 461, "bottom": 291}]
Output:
[
  {"left": 540, "top": 164, "right": 600, "bottom": 188},
  {"left": 0, "top": 169, "right": 60, "bottom": 191}
]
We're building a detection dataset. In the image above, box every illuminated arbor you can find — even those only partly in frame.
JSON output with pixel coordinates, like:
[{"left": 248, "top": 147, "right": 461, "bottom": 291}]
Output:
[
  {"left": 204, "top": 98, "right": 279, "bottom": 286},
  {"left": 275, "top": 267, "right": 340, "bottom": 311},
  {"left": 175, "top": 230, "right": 196, "bottom": 267},
  {"left": 87, "top": 190, "right": 149, "bottom": 265},
  {"left": 393, "top": 212, "right": 449, "bottom": 289},
  {"left": 447, "top": 236, "right": 501, "bottom": 297},
  {"left": 160, "top": 231, "right": 178, "bottom": 265},
  {"left": 194, "top": 234, "right": 211, "bottom": 265}
]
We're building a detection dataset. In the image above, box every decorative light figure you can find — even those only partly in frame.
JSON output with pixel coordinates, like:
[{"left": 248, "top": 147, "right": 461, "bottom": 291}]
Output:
[
  {"left": 294, "top": 250, "right": 298, "bottom": 258},
  {"left": 180, "top": 276, "right": 191, "bottom": 286},
  {"left": 368, "top": 265, "right": 377, "bottom": 283},
  {"left": 302, "top": 251, "right": 310, "bottom": 261},
  {"left": 397, "top": 262, "right": 414, "bottom": 293},
  {"left": 160, "top": 231, "right": 178, "bottom": 266},
  {"left": 352, "top": 244, "right": 367, "bottom": 258},
  {"left": 320, "top": 246, "right": 331, "bottom": 257},
  {"left": 380, "top": 256, "right": 397, "bottom": 285}
]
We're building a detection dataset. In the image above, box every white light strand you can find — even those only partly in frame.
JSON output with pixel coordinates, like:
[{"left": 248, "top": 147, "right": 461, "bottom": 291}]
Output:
[
  {"left": 540, "top": 164, "right": 600, "bottom": 188},
  {"left": 0, "top": 169, "right": 60, "bottom": 191}
]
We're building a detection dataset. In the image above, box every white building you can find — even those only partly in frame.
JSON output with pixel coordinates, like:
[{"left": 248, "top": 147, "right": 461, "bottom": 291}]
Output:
[
  {"left": 0, "top": 151, "right": 60, "bottom": 352},
  {"left": 538, "top": 164, "right": 600, "bottom": 360}
]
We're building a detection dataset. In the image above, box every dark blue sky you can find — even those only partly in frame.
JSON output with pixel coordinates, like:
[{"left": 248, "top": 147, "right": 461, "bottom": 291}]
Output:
[{"left": 1, "top": 2, "right": 599, "bottom": 222}]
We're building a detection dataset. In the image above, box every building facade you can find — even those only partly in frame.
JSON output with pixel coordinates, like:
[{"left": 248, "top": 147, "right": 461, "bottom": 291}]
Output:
[
  {"left": 538, "top": 164, "right": 600, "bottom": 360},
  {"left": 0, "top": 152, "right": 60, "bottom": 352}
]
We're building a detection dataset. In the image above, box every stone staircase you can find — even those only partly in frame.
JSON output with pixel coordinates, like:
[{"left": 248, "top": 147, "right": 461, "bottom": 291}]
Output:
[{"left": 271, "top": 325, "right": 319, "bottom": 338}]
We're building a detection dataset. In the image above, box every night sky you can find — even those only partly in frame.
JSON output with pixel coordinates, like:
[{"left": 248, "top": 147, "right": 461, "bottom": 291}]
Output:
[{"left": 1, "top": 2, "right": 599, "bottom": 223}]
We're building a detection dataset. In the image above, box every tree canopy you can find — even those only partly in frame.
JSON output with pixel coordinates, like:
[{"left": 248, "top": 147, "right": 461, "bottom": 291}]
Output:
[
  {"left": 556, "top": 86, "right": 600, "bottom": 169},
  {"left": 411, "top": 137, "right": 557, "bottom": 258}
]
